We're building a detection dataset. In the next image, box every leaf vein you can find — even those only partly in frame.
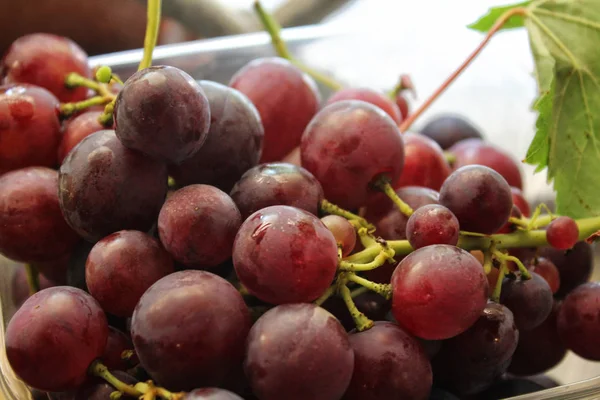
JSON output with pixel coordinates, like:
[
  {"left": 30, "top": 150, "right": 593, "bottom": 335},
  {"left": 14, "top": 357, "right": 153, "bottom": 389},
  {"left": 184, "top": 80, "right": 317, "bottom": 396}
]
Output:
[{"left": 532, "top": 7, "right": 600, "bottom": 31}]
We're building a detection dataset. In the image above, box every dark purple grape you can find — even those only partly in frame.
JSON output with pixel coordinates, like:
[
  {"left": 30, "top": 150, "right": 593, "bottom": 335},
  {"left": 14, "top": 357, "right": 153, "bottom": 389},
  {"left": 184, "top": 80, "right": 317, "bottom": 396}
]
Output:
[
  {"left": 321, "top": 215, "right": 357, "bottom": 257},
  {"left": 158, "top": 184, "right": 241, "bottom": 269},
  {"left": 0, "top": 167, "right": 80, "bottom": 262},
  {"left": 440, "top": 165, "right": 512, "bottom": 234},
  {"left": 342, "top": 321, "right": 432, "bottom": 400},
  {"left": 245, "top": 304, "right": 354, "bottom": 400},
  {"left": 11, "top": 265, "right": 57, "bottom": 308},
  {"left": 101, "top": 326, "right": 136, "bottom": 371},
  {"left": 58, "top": 129, "right": 168, "bottom": 242},
  {"left": 86, "top": 230, "right": 174, "bottom": 317},
  {"left": 301, "top": 100, "right": 405, "bottom": 210},
  {"left": 540, "top": 241, "right": 592, "bottom": 297},
  {"left": 58, "top": 110, "right": 103, "bottom": 164},
  {"left": 131, "top": 270, "right": 251, "bottom": 391},
  {"left": 432, "top": 302, "right": 518, "bottom": 395},
  {"left": 476, "top": 378, "right": 545, "bottom": 399},
  {"left": 168, "top": 80, "right": 264, "bottom": 192},
  {"left": 406, "top": 204, "right": 459, "bottom": 249},
  {"left": 420, "top": 114, "right": 483, "bottom": 150},
  {"left": 233, "top": 205, "right": 338, "bottom": 304},
  {"left": 395, "top": 132, "right": 451, "bottom": 190},
  {"left": 419, "top": 338, "right": 442, "bottom": 360},
  {"left": 60, "top": 371, "right": 138, "bottom": 400},
  {"left": 32, "top": 252, "right": 70, "bottom": 284},
  {"left": 546, "top": 216, "right": 579, "bottom": 250},
  {"left": 229, "top": 162, "right": 323, "bottom": 220},
  {"left": 501, "top": 272, "right": 553, "bottom": 331},
  {"left": 114, "top": 66, "right": 210, "bottom": 163},
  {"left": 5, "top": 286, "right": 108, "bottom": 392},
  {"left": 229, "top": 57, "right": 320, "bottom": 163},
  {"left": 508, "top": 300, "right": 566, "bottom": 375},
  {"left": 326, "top": 87, "right": 402, "bottom": 124},
  {"left": 184, "top": 388, "right": 244, "bottom": 400},
  {"left": 427, "top": 388, "right": 460, "bottom": 400},
  {"left": 528, "top": 257, "right": 560, "bottom": 294},
  {"left": 557, "top": 282, "right": 600, "bottom": 360},
  {"left": 67, "top": 240, "right": 94, "bottom": 291},
  {"left": 391, "top": 245, "right": 489, "bottom": 340},
  {"left": 322, "top": 292, "right": 390, "bottom": 332}
]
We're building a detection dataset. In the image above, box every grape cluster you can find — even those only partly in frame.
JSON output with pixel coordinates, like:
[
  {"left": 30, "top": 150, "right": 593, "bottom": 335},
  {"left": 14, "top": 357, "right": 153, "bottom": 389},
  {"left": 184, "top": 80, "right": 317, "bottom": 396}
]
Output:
[{"left": 1, "top": 23, "right": 599, "bottom": 400}]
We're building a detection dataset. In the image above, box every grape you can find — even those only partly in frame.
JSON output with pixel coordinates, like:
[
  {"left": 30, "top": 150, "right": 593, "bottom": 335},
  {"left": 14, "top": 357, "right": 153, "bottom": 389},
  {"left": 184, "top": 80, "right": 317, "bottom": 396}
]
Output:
[
  {"left": 511, "top": 187, "right": 530, "bottom": 217},
  {"left": 301, "top": 100, "right": 405, "bottom": 210},
  {"left": 496, "top": 205, "right": 522, "bottom": 234},
  {"left": 230, "top": 57, "right": 320, "bottom": 162},
  {"left": 114, "top": 66, "right": 210, "bottom": 163},
  {"left": 342, "top": 321, "right": 432, "bottom": 400},
  {"left": 58, "top": 130, "right": 168, "bottom": 242},
  {"left": 326, "top": 87, "right": 402, "bottom": 124},
  {"left": 0, "top": 167, "right": 80, "bottom": 262},
  {"left": 322, "top": 292, "right": 391, "bottom": 332},
  {"left": 419, "top": 114, "right": 483, "bottom": 149},
  {"left": 233, "top": 205, "right": 338, "bottom": 304},
  {"left": 158, "top": 184, "right": 242, "bottom": 268},
  {"left": 528, "top": 257, "right": 560, "bottom": 294},
  {"left": 321, "top": 215, "right": 357, "bottom": 257},
  {"left": 419, "top": 338, "right": 442, "bottom": 360},
  {"left": 540, "top": 241, "right": 593, "bottom": 297},
  {"left": 86, "top": 230, "right": 174, "bottom": 317},
  {"left": 11, "top": 265, "right": 57, "bottom": 308},
  {"left": 546, "top": 216, "right": 579, "bottom": 250},
  {"left": 184, "top": 388, "right": 244, "bottom": 400},
  {"left": 168, "top": 80, "right": 264, "bottom": 192},
  {"left": 67, "top": 240, "right": 95, "bottom": 291},
  {"left": 282, "top": 146, "right": 302, "bottom": 166},
  {"left": 5, "top": 286, "right": 108, "bottom": 392},
  {"left": 395, "top": 132, "right": 451, "bottom": 190},
  {"left": 101, "top": 326, "right": 136, "bottom": 370},
  {"left": 391, "top": 245, "right": 489, "bottom": 340},
  {"left": 58, "top": 110, "right": 103, "bottom": 163},
  {"left": 229, "top": 162, "right": 324, "bottom": 220},
  {"left": 476, "top": 378, "right": 545, "bottom": 399},
  {"left": 405, "top": 204, "right": 459, "bottom": 249},
  {"left": 63, "top": 371, "right": 138, "bottom": 400},
  {"left": 245, "top": 304, "right": 354, "bottom": 400},
  {"left": 432, "top": 302, "right": 518, "bottom": 395},
  {"left": 500, "top": 272, "right": 553, "bottom": 331},
  {"left": 439, "top": 165, "right": 513, "bottom": 234},
  {"left": 395, "top": 94, "right": 410, "bottom": 121},
  {"left": 557, "top": 282, "right": 600, "bottom": 360},
  {"left": 508, "top": 300, "right": 566, "bottom": 375},
  {"left": 32, "top": 252, "right": 70, "bottom": 284},
  {"left": 1, "top": 33, "right": 91, "bottom": 102},
  {"left": 449, "top": 139, "right": 523, "bottom": 189},
  {"left": 0, "top": 84, "right": 61, "bottom": 174},
  {"left": 131, "top": 270, "right": 251, "bottom": 391}
]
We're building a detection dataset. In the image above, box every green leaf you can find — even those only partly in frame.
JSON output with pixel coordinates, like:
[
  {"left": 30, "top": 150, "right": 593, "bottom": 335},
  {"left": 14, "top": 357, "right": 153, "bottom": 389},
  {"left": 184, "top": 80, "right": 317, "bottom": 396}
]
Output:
[
  {"left": 524, "top": 0, "right": 600, "bottom": 218},
  {"left": 468, "top": 1, "right": 532, "bottom": 32}
]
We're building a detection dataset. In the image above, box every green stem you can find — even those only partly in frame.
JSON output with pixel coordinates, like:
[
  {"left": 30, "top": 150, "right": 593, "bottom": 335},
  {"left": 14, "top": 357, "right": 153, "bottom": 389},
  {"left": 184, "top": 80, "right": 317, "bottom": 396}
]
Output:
[
  {"left": 89, "top": 360, "right": 143, "bottom": 397},
  {"left": 350, "top": 286, "right": 369, "bottom": 298},
  {"left": 373, "top": 176, "right": 414, "bottom": 217},
  {"left": 98, "top": 99, "right": 116, "bottom": 127},
  {"left": 65, "top": 72, "right": 101, "bottom": 92},
  {"left": 491, "top": 259, "right": 508, "bottom": 302},
  {"left": 339, "top": 249, "right": 394, "bottom": 271},
  {"left": 444, "top": 151, "right": 456, "bottom": 164},
  {"left": 494, "top": 250, "right": 532, "bottom": 280},
  {"left": 320, "top": 199, "right": 374, "bottom": 230},
  {"left": 508, "top": 217, "right": 530, "bottom": 229},
  {"left": 346, "top": 273, "right": 392, "bottom": 299},
  {"left": 340, "top": 284, "right": 374, "bottom": 332},
  {"left": 314, "top": 286, "right": 335, "bottom": 306},
  {"left": 60, "top": 96, "right": 112, "bottom": 117},
  {"left": 24, "top": 264, "right": 40, "bottom": 296},
  {"left": 138, "top": 0, "right": 162, "bottom": 71}
]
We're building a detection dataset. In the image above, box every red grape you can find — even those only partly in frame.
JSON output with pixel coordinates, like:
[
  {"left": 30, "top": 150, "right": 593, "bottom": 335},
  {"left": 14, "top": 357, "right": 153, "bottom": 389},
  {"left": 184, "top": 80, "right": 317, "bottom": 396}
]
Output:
[
  {"left": 58, "top": 129, "right": 168, "bottom": 242},
  {"left": 101, "top": 326, "right": 136, "bottom": 370},
  {"left": 131, "top": 270, "right": 251, "bottom": 390},
  {"left": 500, "top": 272, "right": 553, "bottom": 331},
  {"left": 432, "top": 302, "right": 518, "bottom": 395},
  {"left": 1, "top": 33, "right": 91, "bottom": 102},
  {"left": 449, "top": 139, "right": 523, "bottom": 189},
  {"left": 58, "top": 110, "right": 103, "bottom": 163},
  {"left": 114, "top": 66, "right": 210, "bottom": 163},
  {"left": 391, "top": 245, "right": 489, "bottom": 340},
  {"left": 440, "top": 165, "right": 512, "bottom": 234},
  {"left": 546, "top": 216, "right": 579, "bottom": 250},
  {"left": 540, "top": 241, "right": 592, "bottom": 297},
  {"left": 282, "top": 146, "right": 302, "bottom": 166},
  {"left": 11, "top": 265, "right": 57, "bottom": 308},
  {"left": 0, "top": 84, "right": 61, "bottom": 174},
  {"left": 245, "top": 304, "right": 354, "bottom": 400},
  {"left": 321, "top": 215, "right": 357, "bottom": 257},
  {"left": 168, "top": 80, "right": 264, "bottom": 192},
  {"left": 342, "top": 322, "right": 432, "bottom": 400},
  {"left": 528, "top": 257, "right": 560, "bottom": 294},
  {"left": 406, "top": 204, "right": 459, "bottom": 249},
  {"left": 5, "top": 286, "right": 108, "bottom": 392},
  {"left": 301, "top": 100, "right": 405, "bottom": 210},
  {"left": 496, "top": 205, "right": 522, "bottom": 234},
  {"left": 395, "top": 132, "right": 451, "bottom": 190},
  {"left": 86, "top": 230, "right": 175, "bottom": 317},
  {"left": 326, "top": 87, "right": 402, "bottom": 124},
  {"left": 184, "top": 388, "right": 244, "bottom": 399},
  {"left": 396, "top": 94, "right": 410, "bottom": 121},
  {"left": 233, "top": 205, "right": 338, "bottom": 304},
  {"left": 0, "top": 167, "right": 79, "bottom": 262},
  {"left": 158, "top": 184, "right": 241, "bottom": 269},
  {"left": 510, "top": 187, "right": 530, "bottom": 217},
  {"left": 508, "top": 301, "right": 566, "bottom": 375},
  {"left": 419, "top": 114, "right": 483, "bottom": 149},
  {"left": 229, "top": 162, "right": 323, "bottom": 220},
  {"left": 230, "top": 57, "right": 320, "bottom": 162},
  {"left": 557, "top": 282, "right": 600, "bottom": 360}
]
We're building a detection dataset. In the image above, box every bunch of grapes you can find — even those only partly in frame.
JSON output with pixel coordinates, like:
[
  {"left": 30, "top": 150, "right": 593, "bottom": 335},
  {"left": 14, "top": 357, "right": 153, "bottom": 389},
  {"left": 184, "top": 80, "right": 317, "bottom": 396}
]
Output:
[{"left": 1, "top": 3, "right": 600, "bottom": 400}]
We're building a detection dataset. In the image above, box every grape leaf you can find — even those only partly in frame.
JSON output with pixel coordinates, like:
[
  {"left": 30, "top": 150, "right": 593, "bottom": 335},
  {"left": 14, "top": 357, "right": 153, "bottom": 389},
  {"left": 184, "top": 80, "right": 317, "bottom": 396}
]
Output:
[{"left": 468, "top": 1, "right": 532, "bottom": 32}]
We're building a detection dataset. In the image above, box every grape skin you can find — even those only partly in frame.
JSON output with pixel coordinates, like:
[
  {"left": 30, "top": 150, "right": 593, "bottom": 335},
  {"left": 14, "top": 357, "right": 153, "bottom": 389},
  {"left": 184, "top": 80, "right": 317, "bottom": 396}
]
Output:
[
  {"left": 405, "top": 204, "right": 459, "bottom": 249},
  {"left": 183, "top": 388, "right": 244, "bottom": 400},
  {"left": 326, "top": 87, "right": 402, "bottom": 124},
  {"left": 322, "top": 292, "right": 390, "bottom": 332},
  {"left": 510, "top": 187, "right": 530, "bottom": 217},
  {"left": 11, "top": 265, "right": 57, "bottom": 308},
  {"left": 101, "top": 326, "right": 136, "bottom": 371},
  {"left": 419, "top": 114, "right": 483, "bottom": 150},
  {"left": 546, "top": 216, "right": 579, "bottom": 250},
  {"left": 528, "top": 257, "right": 560, "bottom": 294},
  {"left": 500, "top": 272, "right": 553, "bottom": 331},
  {"left": 5, "top": 286, "right": 108, "bottom": 392},
  {"left": 58, "top": 110, "right": 103, "bottom": 163},
  {"left": 395, "top": 132, "right": 451, "bottom": 190},
  {"left": 245, "top": 304, "right": 354, "bottom": 400},
  {"left": 321, "top": 215, "right": 357, "bottom": 257},
  {"left": 540, "top": 241, "right": 592, "bottom": 297}
]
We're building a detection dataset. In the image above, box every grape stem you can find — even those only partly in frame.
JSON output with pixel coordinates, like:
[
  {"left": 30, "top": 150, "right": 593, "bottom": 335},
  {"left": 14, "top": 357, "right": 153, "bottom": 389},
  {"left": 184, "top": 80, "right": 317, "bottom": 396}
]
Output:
[
  {"left": 253, "top": 0, "right": 344, "bottom": 91},
  {"left": 138, "top": 0, "right": 162, "bottom": 71},
  {"left": 372, "top": 176, "right": 414, "bottom": 217},
  {"left": 491, "top": 259, "right": 508, "bottom": 302},
  {"left": 493, "top": 250, "right": 531, "bottom": 279},
  {"left": 59, "top": 95, "right": 113, "bottom": 117},
  {"left": 339, "top": 245, "right": 395, "bottom": 271},
  {"left": 398, "top": 7, "right": 527, "bottom": 132},
  {"left": 527, "top": 204, "right": 554, "bottom": 230},
  {"left": 339, "top": 283, "right": 374, "bottom": 331},
  {"left": 482, "top": 242, "right": 495, "bottom": 275},
  {"left": 64, "top": 72, "right": 116, "bottom": 98},
  {"left": 320, "top": 199, "right": 374, "bottom": 230},
  {"left": 24, "top": 264, "right": 39, "bottom": 296},
  {"left": 443, "top": 151, "right": 456, "bottom": 164},
  {"left": 350, "top": 286, "right": 369, "bottom": 298},
  {"left": 346, "top": 273, "right": 392, "bottom": 299},
  {"left": 387, "top": 73, "right": 416, "bottom": 100}
]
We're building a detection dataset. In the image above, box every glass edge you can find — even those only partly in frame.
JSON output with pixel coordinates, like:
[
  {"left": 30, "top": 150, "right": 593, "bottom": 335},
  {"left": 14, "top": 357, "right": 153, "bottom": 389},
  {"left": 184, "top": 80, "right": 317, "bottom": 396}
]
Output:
[{"left": 506, "top": 376, "right": 600, "bottom": 400}]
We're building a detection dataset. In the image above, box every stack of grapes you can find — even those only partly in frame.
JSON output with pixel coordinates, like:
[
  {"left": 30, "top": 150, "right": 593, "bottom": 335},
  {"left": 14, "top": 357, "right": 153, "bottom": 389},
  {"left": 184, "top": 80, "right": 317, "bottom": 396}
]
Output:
[{"left": 0, "top": 29, "right": 599, "bottom": 400}]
